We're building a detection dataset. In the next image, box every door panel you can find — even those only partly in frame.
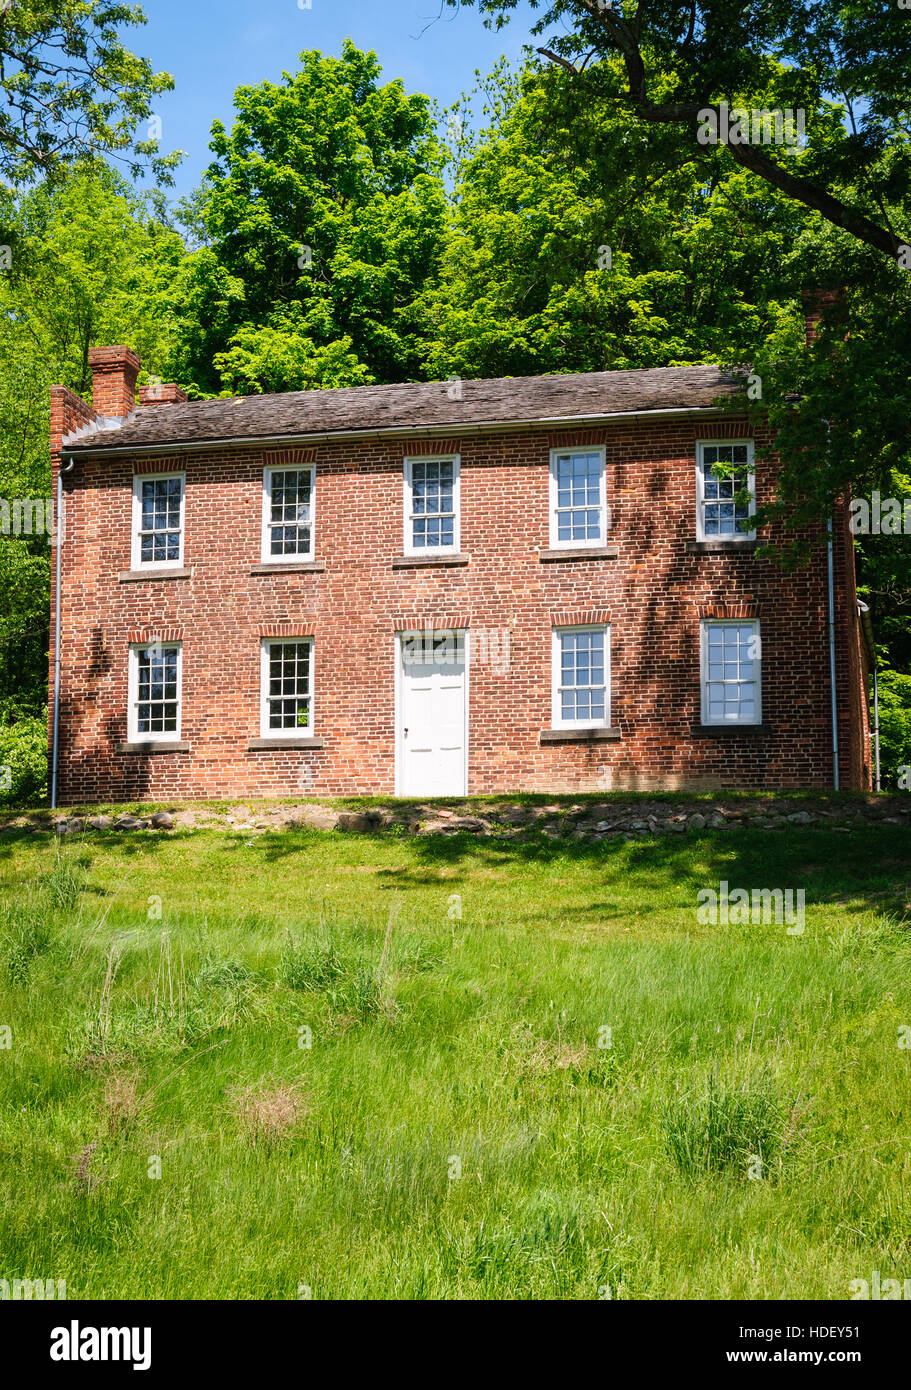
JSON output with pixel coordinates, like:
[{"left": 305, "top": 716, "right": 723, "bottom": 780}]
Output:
[{"left": 399, "top": 632, "right": 467, "bottom": 796}]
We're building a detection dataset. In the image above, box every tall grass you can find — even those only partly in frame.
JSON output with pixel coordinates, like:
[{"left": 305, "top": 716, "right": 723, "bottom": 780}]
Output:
[{"left": 0, "top": 819, "right": 909, "bottom": 1298}]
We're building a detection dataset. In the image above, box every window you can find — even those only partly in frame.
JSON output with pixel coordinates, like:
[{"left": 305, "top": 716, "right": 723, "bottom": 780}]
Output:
[
  {"left": 262, "top": 466, "right": 314, "bottom": 562},
  {"left": 696, "top": 442, "right": 755, "bottom": 540},
  {"left": 128, "top": 643, "right": 181, "bottom": 742},
  {"left": 131, "top": 473, "right": 185, "bottom": 568},
  {"left": 549, "top": 448, "right": 607, "bottom": 548},
  {"left": 552, "top": 626, "right": 610, "bottom": 729},
  {"left": 260, "top": 638, "right": 314, "bottom": 736},
  {"left": 701, "top": 621, "right": 761, "bottom": 725},
  {"left": 404, "top": 455, "right": 460, "bottom": 553}
]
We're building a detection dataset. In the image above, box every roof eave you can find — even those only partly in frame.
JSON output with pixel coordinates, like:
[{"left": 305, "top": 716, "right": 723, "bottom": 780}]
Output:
[{"left": 62, "top": 402, "right": 743, "bottom": 459}]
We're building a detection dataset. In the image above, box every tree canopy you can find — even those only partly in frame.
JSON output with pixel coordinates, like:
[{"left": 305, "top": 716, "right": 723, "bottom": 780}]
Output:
[{"left": 0, "top": 0, "right": 180, "bottom": 184}]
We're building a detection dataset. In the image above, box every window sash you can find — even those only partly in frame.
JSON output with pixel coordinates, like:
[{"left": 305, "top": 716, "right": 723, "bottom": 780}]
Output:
[
  {"left": 700, "top": 621, "right": 761, "bottom": 725},
  {"left": 260, "top": 638, "right": 314, "bottom": 736},
  {"left": 129, "top": 643, "right": 182, "bottom": 741},
  {"left": 262, "top": 466, "right": 315, "bottom": 561},
  {"left": 549, "top": 449, "right": 607, "bottom": 548},
  {"left": 404, "top": 455, "right": 460, "bottom": 553},
  {"left": 696, "top": 442, "right": 755, "bottom": 540},
  {"left": 552, "top": 626, "right": 610, "bottom": 728},
  {"left": 132, "top": 473, "right": 185, "bottom": 568}
]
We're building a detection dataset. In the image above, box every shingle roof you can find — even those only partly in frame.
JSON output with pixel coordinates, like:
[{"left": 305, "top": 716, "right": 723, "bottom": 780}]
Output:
[{"left": 65, "top": 364, "right": 744, "bottom": 454}]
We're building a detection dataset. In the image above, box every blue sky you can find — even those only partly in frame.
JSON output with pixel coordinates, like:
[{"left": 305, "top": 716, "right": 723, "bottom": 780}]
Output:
[{"left": 135, "top": 0, "right": 541, "bottom": 199}]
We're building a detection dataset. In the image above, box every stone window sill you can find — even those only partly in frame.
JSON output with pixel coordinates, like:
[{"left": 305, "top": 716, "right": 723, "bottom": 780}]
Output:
[
  {"left": 118, "top": 741, "right": 190, "bottom": 754},
  {"left": 690, "top": 723, "right": 769, "bottom": 736},
  {"left": 250, "top": 560, "right": 325, "bottom": 574},
  {"left": 686, "top": 540, "right": 757, "bottom": 554},
  {"left": 539, "top": 546, "right": 618, "bottom": 562},
  {"left": 118, "top": 567, "right": 192, "bottom": 582},
  {"left": 392, "top": 553, "right": 469, "bottom": 568},
  {"left": 247, "top": 737, "right": 326, "bottom": 750},
  {"left": 540, "top": 726, "right": 622, "bottom": 743}
]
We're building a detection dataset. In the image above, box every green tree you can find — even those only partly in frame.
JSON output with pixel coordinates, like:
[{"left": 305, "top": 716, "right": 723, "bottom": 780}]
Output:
[
  {"left": 451, "top": 0, "right": 910, "bottom": 257},
  {"left": 0, "top": 0, "right": 180, "bottom": 184},
  {"left": 421, "top": 61, "right": 807, "bottom": 380},
  {"left": 189, "top": 41, "right": 448, "bottom": 393},
  {"left": 0, "top": 163, "right": 187, "bottom": 793}
]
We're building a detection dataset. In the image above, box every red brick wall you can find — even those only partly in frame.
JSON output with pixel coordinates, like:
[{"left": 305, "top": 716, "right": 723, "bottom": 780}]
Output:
[{"left": 50, "top": 414, "right": 869, "bottom": 803}]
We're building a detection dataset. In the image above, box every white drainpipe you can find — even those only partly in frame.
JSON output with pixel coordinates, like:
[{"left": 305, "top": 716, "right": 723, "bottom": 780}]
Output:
[{"left": 50, "top": 460, "right": 73, "bottom": 809}]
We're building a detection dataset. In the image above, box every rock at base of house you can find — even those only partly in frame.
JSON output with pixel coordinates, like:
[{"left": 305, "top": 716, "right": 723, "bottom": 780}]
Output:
[
  {"left": 336, "top": 811, "right": 382, "bottom": 832},
  {"left": 114, "top": 816, "right": 144, "bottom": 831},
  {"left": 88, "top": 816, "right": 112, "bottom": 830},
  {"left": 150, "top": 812, "right": 174, "bottom": 830}
]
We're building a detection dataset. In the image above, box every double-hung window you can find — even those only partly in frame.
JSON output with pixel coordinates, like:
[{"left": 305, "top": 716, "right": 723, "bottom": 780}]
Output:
[
  {"left": 552, "top": 626, "right": 610, "bottom": 729},
  {"left": 701, "top": 621, "right": 761, "bottom": 725},
  {"left": 132, "top": 473, "right": 185, "bottom": 569},
  {"left": 262, "top": 466, "right": 315, "bottom": 562},
  {"left": 404, "top": 455, "right": 460, "bottom": 554},
  {"left": 260, "top": 638, "right": 314, "bottom": 737},
  {"left": 549, "top": 448, "right": 607, "bottom": 548},
  {"left": 696, "top": 442, "right": 755, "bottom": 540},
  {"left": 128, "top": 643, "right": 182, "bottom": 742}
]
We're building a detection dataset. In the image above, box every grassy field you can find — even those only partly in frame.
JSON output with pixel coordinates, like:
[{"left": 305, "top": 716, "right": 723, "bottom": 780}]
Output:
[{"left": 1, "top": 812, "right": 910, "bottom": 1300}]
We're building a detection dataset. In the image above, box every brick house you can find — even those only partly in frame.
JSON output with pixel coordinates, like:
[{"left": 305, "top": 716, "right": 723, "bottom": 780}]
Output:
[{"left": 48, "top": 344, "right": 871, "bottom": 805}]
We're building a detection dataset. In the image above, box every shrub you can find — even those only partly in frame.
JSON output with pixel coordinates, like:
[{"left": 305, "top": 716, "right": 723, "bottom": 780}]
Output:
[
  {"left": 0, "top": 713, "right": 48, "bottom": 806},
  {"left": 877, "top": 669, "right": 911, "bottom": 791}
]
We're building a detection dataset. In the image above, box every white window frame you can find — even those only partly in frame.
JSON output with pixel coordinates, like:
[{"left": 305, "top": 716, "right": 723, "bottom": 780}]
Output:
[
  {"left": 695, "top": 440, "right": 756, "bottom": 542},
  {"left": 700, "top": 619, "right": 762, "bottom": 726},
  {"left": 128, "top": 642, "right": 182, "bottom": 743},
  {"left": 551, "top": 625, "right": 611, "bottom": 730},
  {"left": 261, "top": 464, "right": 315, "bottom": 563},
  {"left": 260, "top": 637, "right": 315, "bottom": 738},
  {"left": 131, "top": 471, "right": 186, "bottom": 570},
  {"left": 403, "top": 454, "right": 461, "bottom": 556},
  {"left": 549, "top": 447, "right": 607, "bottom": 550}
]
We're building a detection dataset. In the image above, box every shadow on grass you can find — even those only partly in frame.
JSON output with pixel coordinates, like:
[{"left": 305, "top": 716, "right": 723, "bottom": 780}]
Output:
[{"left": 252, "top": 820, "right": 911, "bottom": 922}]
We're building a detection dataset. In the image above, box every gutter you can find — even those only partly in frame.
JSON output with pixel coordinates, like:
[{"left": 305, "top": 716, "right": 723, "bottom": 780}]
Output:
[
  {"left": 61, "top": 403, "right": 732, "bottom": 461},
  {"left": 50, "top": 462, "right": 73, "bottom": 809}
]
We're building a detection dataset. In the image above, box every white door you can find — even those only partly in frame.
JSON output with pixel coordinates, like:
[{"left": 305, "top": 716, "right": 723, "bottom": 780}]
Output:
[{"left": 398, "top": 630, "right": 468, "bottom": 796}]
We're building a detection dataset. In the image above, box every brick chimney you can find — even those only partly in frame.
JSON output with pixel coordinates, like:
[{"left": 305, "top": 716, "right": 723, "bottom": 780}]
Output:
[
  {"left": 87, "top": 345, "right": 140, "bottom": 418},
  {"left": 802, "top": 289, "right": 845, "bottom": 348},
  {"left": 139, "top": 381, "right": 189, "bottom": 406}
]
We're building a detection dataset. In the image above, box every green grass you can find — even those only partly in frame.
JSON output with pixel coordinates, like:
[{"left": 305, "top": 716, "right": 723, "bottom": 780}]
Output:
[{"left": 0, "top": 819, "right": 909, "bottom": 1299}]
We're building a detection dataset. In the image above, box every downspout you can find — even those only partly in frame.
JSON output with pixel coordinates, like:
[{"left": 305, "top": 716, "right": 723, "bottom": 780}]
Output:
[
  {"left": 50, "top": 460, "right": 73, "bottom": 809},
  {"left": 823, "top": 418, "right": 839, "bottom": 791}
]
